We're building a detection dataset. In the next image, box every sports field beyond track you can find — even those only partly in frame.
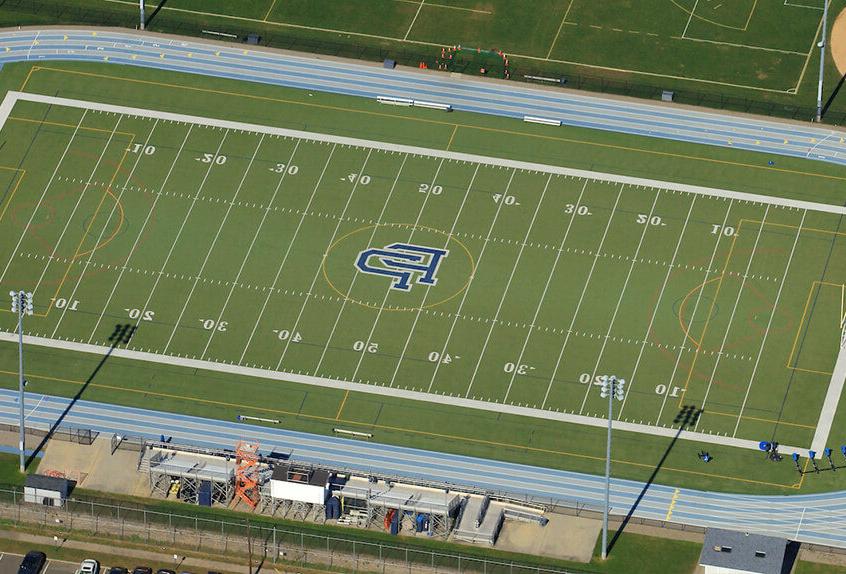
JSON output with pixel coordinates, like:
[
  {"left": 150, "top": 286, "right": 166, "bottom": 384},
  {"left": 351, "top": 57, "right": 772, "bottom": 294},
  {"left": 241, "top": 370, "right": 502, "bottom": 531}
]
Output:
[{"left": 95, "top": 0, "right": 828, "bottom": 93}]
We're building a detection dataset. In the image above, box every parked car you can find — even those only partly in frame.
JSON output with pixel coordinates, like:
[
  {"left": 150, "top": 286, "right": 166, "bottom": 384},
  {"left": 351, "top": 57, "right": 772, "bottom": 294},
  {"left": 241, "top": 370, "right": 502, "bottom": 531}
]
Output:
[
  {"left": 155, "top": 570, "right": 176, "bottom": 574},
  {"left": 76, "top": 560, "right": 100, "bottom": 574},
  {"left": 18, "top": 551, "right": 47, "bottom": 574},
  {"left": 131, "top": 568, "right": 152, "bottom": 574},
  {"left": 107, "top": 568, "right": 128, "bottom": 574}
]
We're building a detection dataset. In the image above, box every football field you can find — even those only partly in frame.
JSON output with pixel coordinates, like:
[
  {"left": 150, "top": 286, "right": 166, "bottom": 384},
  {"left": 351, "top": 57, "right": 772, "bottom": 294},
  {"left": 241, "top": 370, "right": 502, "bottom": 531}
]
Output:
[{"left": 1, "top": 91, "right": 845, "bottom": 452}]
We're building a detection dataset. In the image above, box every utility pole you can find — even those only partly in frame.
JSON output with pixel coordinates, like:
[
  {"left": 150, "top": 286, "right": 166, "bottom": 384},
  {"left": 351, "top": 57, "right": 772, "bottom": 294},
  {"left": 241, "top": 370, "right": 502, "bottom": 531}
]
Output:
[
  {"left": 599, "top": 375, "right": 625, "bottom": 560},
  {"left": 10, "top": 291, "right": 33, "bottom": 473},
  {"left": 817, "top": 0, "right": 830, "bottom": 122},
  {"left": 140, "top": 0, "right": 146, "bottom": 31}
]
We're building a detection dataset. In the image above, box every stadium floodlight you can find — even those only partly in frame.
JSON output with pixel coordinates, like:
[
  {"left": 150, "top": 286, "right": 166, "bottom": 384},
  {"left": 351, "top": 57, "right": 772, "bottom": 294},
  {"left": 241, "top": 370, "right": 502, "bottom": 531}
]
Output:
[
  {"left": 598, "top": 375, "right": 625, "bottom": 560},
  {"left": 817, "top": 0, "right": 830, "bottom": 121},
  {"left": 139, "top": 0, "right": 145, "bottom": 31},
  {"left": 9, "top": 290, "right": 33, "bottom": 473}
]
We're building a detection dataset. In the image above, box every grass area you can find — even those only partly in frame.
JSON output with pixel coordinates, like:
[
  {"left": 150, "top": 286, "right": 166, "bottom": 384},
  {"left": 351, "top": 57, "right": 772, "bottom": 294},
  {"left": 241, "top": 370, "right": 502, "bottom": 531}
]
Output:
[
  {"left": 2, "top": 0, "right": 846, "bottom": 122},
  {"left": 0, "top": 60, "right": 844, "bottom": 497},
  {"left": 0, "top": 453, "right": 37, "bottom": 486}
]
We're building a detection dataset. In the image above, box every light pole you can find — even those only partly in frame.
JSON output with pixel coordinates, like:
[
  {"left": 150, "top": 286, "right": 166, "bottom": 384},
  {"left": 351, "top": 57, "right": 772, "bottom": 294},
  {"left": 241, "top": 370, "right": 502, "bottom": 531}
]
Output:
[
  {"left": 9, "top": 290, "right": 32, "bottom": 474},
  {"left": 140, "top": 0, "right": 145, "bottom": 31},
  {"left": 599, "top": 375, "right": 625, "bottom": 560},
  {"left": 817, "top": 0, "right": 830, "bottom": 122}
]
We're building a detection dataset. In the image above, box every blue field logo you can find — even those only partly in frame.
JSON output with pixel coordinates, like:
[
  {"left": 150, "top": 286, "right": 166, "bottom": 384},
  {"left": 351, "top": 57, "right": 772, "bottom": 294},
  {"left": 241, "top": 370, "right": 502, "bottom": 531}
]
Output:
[{"left": 355, "top": 243, "right": 449, "bottom": 291}]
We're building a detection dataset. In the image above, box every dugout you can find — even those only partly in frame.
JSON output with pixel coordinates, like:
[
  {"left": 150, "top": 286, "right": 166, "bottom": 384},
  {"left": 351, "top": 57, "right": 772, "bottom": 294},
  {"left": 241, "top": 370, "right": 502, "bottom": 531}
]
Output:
[{"left": 24, "top": 474, "right": 71, "bottom": 507}]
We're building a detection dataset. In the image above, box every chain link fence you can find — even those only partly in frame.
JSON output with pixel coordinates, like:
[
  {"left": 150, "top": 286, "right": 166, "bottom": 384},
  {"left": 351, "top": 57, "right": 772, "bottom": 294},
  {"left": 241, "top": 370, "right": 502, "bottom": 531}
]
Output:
[
  {"left": 2, "top": 0, "right": 846, "bottom": 125},
  {"left": 0, "top": 485, "right": 593, "bottom": 574}
]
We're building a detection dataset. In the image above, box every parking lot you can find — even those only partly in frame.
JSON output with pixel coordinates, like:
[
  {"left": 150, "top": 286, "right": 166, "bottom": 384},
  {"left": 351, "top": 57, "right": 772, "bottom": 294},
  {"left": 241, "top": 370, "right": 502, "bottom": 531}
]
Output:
[{"left": 0, "top": 552, "right": 78, "bottom": 574}]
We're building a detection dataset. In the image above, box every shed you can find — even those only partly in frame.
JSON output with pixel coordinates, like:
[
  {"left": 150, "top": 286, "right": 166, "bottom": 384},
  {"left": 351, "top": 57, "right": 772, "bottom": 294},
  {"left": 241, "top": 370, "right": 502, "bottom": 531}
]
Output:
[
  {"left": 269, "top": 464, "right": 330, "bottom": 504},
  {"left": 24, "top": 474, "right": 71, "bottom": 507},
  {"left": 699, "top": 528, "right": 788, "bottom": 574}
]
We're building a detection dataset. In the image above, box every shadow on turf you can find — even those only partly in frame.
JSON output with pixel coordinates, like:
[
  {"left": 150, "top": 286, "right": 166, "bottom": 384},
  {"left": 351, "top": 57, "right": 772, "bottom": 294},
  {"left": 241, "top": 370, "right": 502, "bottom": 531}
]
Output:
[
  {"left": 24, "top": 323, "right": 136, "bottom": 469},
  {"left": 144, "top": 0, "right": 170, "bottom": 28},
  {"left": 822, "top": 72, "right": 846, "bottom": 120},
  {"left": 606, "top": 404, "right": 702, "bottom": 557}
]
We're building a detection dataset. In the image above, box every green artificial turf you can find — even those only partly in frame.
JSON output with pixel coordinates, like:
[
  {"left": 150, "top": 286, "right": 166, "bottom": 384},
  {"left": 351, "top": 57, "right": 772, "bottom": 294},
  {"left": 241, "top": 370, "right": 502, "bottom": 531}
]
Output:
[{"left": 0, "top": 61, "right": 844, "bottom": 496}]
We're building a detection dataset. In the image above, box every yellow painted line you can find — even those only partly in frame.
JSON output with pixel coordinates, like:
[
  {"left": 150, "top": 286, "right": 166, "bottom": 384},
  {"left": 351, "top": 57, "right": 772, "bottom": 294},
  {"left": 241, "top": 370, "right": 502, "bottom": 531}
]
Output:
[
  {"left": 24, "top": 66, "right": 846, "bottom": 183},
  {"left": 446, "top": 124, "right": 458, "bottom": 150},
  {"left": 0, "top": 368, "right": 802, "bottom": 489},
  {"left": 665, "top": 487, "right": 681, "bottom": 520},
  {"left": 335, "top": 390, "right": 350, "bottom": 420}
]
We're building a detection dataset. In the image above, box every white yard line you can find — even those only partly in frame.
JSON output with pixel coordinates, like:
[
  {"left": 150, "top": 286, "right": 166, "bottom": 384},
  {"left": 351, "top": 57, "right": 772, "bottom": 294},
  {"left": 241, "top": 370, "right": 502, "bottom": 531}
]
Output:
[
  {"left": 312, "top": 155, "right": 421, "bottom": 376},
  {"left": 2, "top": 330, "right": 808, "bottom": 454},
  {"left": 0, "top": 110, "right": 87, "bottom": 286},
  {"left": 51, "top": 119, "right": 160, "bottom": 339},
  {"left": 503, "top": 179, "right": 589, "bottom": 402},
  {"left": 31, "top": 116, "right": 123, "bottom": 300},
  {"left": 465, "top": 174, "right": 552, "bottom": 399},
  {"left": 131, "top": 131, "right": 229, "bottom": 335},
  {"left": 87, "top": 125, "right": 194, "bottom": 343},
  {"left": 656, "top": 199, "right": 735, "bottom": 423},
  {"left": 404, "top": 0, "right": 426, "bottom": 40},
  {"left": 794, "top": 5, "right": 828, "bottom": 92},
  {"left": 163, "top": 134, "right": 266, "bottom": 354},
  {"left": 732, "top": 211, "right": 805, "bottom": 437},
  {"left": 275, "top": 150, "right": 374, "bottom": 370},
  {"left": 200, "top": 140, "right": 301, "bottom": 360},
  {"left": 617, "top": 196, "right": 697, "bottom": 418},
  {"left": 385, "top": 164, "right": 479, "bottom": 388},
  {"left": 696, "top": 206, "right": 771, "bottom": 426},
  {"left": 347, "top": 156, "right": 416, "bottom": 383},
  {"left": 6, "top": 93, "right": 845, "bottom": 216},
  {"left": 238, "top": 145, "right": 337, "bottom": 364},
  {"left": 541, "top": 184, "right": 625, "bottom": 409},
  {"left": 681, "top": 0, "right": 700, "bottom": 38},
  {"left": 577, "top": 191, "right": 661, "bottom": 414},
  {"left": 425, "top": 169, "right": 516, "bottom": 393},
  {"left": 546, "top": 0, "right": 577, "bottom": 59}
]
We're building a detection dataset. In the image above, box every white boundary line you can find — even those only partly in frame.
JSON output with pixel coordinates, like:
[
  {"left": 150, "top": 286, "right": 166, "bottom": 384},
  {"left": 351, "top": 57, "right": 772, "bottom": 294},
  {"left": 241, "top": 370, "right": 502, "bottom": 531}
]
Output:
[
  {"left": 577, "top": 190, "right": 661, "bottom": 414},
  {"left": 0, "top": 330, "right": 806, "bottom": 454},
  {"left": 1, "top": 92, "right": 841, "bottom": 453},
  {"left": 424, "top": 169, "right": 515, "bottom": 392},
  {"left": 503, "top": 180, "right": 589, "bottom": 402},
  {"left": 200, "top": 140, "right": 301, "bottom": 360},
  {"left": 733, "top": 211, "right": 805, "bottom": 437},
  {"left": 163, "top": 134, "right": 265, "bottom": 354},
  {"left": 133, "top": 132, "right": 229, "bottom": 334},
  {"left": 275, "top": 149, "right": 374, "bottom": 370},
  {"left": 238, "top": 145, "right": 337, "bottom": 364},
  {"left": 30, "top": 115, "right": 122, "bottom": 299},
  {"left": 403, "top": 0, "right": 426, "bottom": 40},
  {"left": 696, "top": 207, "right": 771, "bottom": 426},
  {"left": 0, "top": 110, "right": 87, "bottom": 287},
  {"left": 51, "top": 119, "right": 159, "bottom": 338},
  {"left": 88, "top": 125, "right": 195, "bottom": 343},
  {"left": 4, "top": 93, "right": 845, "bottom": 216},
  {"left": 656, "top": 199, "right": 735, "bottom": 423},
  {"left": 681, "top": 0, "right": 700, "bottom": 38},
  {"left": 386, "top": 164, "right": 479, "bottom": 388},
  {"left": 542, "top": 184, "right": 624, "bottom": 409},
  {"left": 465, "top": 174, "right": 552, "bottom": 399},
  {"left": 312, "top": 155, "right": 420, "bottom": 376},
  {"left": 618, "top": 196, "right": 697, "bottom": 418}
]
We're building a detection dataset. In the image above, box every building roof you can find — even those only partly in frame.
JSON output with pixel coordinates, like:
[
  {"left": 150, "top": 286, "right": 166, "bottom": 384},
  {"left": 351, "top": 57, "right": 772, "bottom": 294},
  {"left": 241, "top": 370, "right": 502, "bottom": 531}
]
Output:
[
  {"left": 25, "top": 473, "right": 70, "bottom": 494},
  {"left": 271, "top": 464, "right": 329, "bottom": 486},
  {"left": 699, "top": 528, "right": 787, "bottom": 574}
]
